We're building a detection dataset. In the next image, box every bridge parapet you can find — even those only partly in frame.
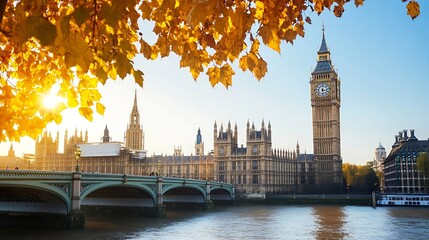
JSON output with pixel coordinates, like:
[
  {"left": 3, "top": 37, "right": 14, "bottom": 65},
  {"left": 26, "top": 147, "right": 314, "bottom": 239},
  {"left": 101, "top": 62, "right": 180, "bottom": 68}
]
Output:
[{"left": 0, "top": 170, "right": 72, "bottom": 180}]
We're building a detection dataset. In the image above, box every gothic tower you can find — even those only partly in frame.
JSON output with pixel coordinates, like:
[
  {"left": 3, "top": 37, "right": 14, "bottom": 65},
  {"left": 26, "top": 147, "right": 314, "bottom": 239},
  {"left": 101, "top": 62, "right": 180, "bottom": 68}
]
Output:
[
  {"left": 125, "top": 91, "right": 145, "bottom": 150},
  {"left": 195, "top": 128, "right": 204, "bottom": 156},
  {"left": 246, "top": 119, "right": 272, "bottom": 156},
  {"left": 102, "top": 125, "right": 111, "bottom": 142},
  {"left": 213, "top": 121, "right": 238, "bottom": 158},
  {"left": 310, "top": 28, "right": 343, "bottom": 187}
]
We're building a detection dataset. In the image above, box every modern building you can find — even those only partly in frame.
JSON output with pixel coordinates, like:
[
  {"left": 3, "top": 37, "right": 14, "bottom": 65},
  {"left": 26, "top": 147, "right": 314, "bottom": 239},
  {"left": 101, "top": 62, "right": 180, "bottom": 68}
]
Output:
[
  {"left": 383, "top": 129, "right": 429, "bottom": 193},
  {"left": 213, "top": 120, "right": 297, "bottom": 196},
  {"left": 310, "top": 27, "right": 343, "bottom": 190}
]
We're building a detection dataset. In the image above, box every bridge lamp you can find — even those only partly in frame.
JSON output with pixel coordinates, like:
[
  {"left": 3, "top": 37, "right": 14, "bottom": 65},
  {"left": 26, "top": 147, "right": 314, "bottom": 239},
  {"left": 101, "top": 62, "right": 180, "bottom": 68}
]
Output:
[{"left": 75, "top": 146, "right": 81, "bottom": 172}]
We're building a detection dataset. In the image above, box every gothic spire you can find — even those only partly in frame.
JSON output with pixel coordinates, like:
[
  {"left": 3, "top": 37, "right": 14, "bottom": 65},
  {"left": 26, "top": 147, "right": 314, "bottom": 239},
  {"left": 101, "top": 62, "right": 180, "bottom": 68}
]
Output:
[
  {"left": 318, "top": 25, "right": 329, "bottom": 54},
  {"left": 102, "top": 125, "right": 110, "bottom": 142}
]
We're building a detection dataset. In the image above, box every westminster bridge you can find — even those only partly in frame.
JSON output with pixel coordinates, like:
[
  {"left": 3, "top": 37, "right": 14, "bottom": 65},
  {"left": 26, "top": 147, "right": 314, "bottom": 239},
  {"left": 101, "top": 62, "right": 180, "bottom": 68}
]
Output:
[{"left": 0, "top": 170, "right": 234, "bottom": 229}]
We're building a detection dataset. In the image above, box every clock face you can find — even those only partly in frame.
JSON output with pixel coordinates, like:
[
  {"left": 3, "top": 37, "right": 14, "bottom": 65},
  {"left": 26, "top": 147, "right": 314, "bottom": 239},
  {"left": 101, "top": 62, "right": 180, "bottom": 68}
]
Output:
[{"left": 315, "top": 83, "right": 330, "bottom": 97}]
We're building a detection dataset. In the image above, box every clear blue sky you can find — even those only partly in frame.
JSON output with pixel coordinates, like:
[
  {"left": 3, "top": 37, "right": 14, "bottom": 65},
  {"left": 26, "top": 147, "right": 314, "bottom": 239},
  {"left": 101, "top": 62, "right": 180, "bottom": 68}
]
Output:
[{"left": 1, "top": 0, "right": 428, "bottom": 165}]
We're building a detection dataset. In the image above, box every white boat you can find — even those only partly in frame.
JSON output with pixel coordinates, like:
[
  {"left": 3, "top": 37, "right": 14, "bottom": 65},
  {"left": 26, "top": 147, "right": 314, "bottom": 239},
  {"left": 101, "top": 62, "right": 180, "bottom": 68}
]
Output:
[{"left": 377, "top": 194, "right": 429, "bottom": 206}]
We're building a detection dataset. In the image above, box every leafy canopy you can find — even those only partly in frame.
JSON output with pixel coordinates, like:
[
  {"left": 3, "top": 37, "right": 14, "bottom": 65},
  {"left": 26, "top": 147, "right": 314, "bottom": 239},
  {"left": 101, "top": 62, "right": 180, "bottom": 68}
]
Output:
[{"left": 0, "top": 0, "right": 422, "bottom": 142}]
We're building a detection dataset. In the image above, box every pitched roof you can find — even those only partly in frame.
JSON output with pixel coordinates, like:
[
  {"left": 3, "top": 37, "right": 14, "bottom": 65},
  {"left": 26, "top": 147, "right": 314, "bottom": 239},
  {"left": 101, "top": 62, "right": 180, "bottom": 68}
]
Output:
[
  {"left": 312, "top": 60, "right": 334, "bottom": 74},
  {"left": 385, "top": 139, "right": 429, "bottom": 162}
]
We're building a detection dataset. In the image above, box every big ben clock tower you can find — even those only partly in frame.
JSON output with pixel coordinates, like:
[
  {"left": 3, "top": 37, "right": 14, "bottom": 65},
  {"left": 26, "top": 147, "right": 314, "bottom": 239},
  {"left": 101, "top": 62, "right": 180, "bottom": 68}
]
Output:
[{"left": 310, "top": 28, "right": 343, "bottom": 189}]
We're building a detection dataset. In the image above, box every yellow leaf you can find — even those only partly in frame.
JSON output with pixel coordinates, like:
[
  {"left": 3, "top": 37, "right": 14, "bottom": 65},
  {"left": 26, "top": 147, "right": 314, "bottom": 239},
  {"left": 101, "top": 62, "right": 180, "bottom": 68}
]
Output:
[
  {"left": 283, "top": 28, "right": 297, "bottom": 43},
  {"left": 140, "top": 1, "right": 153, "bottom": 20},
  {"left": 219, "top": 64, "right": 235, "bottom": 88},
  {"left": 207, "top": 66, "right": 220, "bottom": 87},
  {"left": 133, "top": 69, "right": 144, "bottom": 87},
  {"left": 255, "top": 1, "right": 265, "bottom": 20},
  {"left": 108, "top": 67, "right": 117, "bottom": 80},
  {"left": 79, "top": 107, "right": 93, "bottom": 121},
  {"left": 140, "top": 39, "right": 153, "bottom": 59},
  {"left": 407, "top": 1, "right": 420, "bottom": 19},
  {"left": 187, "top": 0, "right": 217, "bottom": 28},
  {"left": 259, "top": 25, "right": 280, "bottom": 53},
  {"left": 116, "top": 54, "right": 132, "bottom": 79},
  {"left": 96, "top": 102, "right": 105, "bottom": 115},
  {"left": 67, "top": 90, "right": 79, "bottom": 108},
  {"left": 239, "top": 56, "right": 248, "bottom": 72},
  {"left": 250, "top": 39, "right": 260, "bottom": 53},
  {"left": 253, "top": 58, "right": 267, "bottom": 80}
]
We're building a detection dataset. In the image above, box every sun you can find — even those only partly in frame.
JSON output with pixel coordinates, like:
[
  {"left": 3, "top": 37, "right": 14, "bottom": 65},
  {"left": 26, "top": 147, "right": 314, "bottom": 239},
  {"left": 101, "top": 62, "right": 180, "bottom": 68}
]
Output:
[{"left": 42, "top": 93, "right": 62, "bottom": 109}]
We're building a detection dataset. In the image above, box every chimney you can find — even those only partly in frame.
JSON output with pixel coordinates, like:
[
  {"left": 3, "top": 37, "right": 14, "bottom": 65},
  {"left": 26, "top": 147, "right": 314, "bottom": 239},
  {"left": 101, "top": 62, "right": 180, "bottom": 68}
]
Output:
[
  {"left": 403, "top": 129, "right": 408, "bottom": 140},
  {"left": 410, "top": 129, "right": 415, "bottom": 138},
  {"left": 395, "top": 135, "right": 399, "bottom": 144},
  {"left": 399, "top": 131, "right": 403, "bottom": 141}
]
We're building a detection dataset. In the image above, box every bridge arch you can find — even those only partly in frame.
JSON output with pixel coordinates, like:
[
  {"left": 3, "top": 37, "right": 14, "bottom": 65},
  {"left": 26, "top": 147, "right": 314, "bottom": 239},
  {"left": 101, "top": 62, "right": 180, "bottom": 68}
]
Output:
[
  {"left": 163, "top": 185, "right": 206, "bottom": 203},
  {"left": 210, "top": 187, "right": 233, "bottom": 201},
  {"left": 0, "top": 183, "right": 70, "bottom": 214},
  {"left": 81, "top": 182, "right": 156, "bottom": 207}
]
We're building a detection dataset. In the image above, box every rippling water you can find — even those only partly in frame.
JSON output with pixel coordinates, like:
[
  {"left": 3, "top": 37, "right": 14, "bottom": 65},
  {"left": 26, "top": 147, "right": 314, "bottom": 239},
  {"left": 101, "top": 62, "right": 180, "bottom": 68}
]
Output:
[{"left": 2, "top": 205, "right": 429, "bottom": 240}]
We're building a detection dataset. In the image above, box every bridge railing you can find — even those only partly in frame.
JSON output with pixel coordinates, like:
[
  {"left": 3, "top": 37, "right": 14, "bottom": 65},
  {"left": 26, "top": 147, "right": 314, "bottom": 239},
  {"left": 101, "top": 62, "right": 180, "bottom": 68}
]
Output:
[{"left": 0, "top": 170, "right": 72, "bottom": 180}]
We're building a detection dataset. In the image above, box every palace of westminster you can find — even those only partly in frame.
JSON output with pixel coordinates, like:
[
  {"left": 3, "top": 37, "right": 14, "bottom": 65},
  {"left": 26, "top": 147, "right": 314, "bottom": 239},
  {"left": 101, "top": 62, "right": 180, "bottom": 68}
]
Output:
[{"left": 2, "top": 31, "right": 346, "bottom": 195}]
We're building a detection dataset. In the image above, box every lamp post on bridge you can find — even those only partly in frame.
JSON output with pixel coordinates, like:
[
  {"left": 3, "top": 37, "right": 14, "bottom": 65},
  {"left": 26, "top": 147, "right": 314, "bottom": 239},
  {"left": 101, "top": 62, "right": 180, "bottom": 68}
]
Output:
[{"left": 74, "top": 146, "right": 81, "bottom": 172}]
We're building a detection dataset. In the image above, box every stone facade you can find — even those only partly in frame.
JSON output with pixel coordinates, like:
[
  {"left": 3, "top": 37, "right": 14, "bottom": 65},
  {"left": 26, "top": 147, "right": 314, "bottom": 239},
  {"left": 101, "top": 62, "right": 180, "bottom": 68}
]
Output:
[{"left": 213, "top": 120, "right": 297, "bottom": 196}]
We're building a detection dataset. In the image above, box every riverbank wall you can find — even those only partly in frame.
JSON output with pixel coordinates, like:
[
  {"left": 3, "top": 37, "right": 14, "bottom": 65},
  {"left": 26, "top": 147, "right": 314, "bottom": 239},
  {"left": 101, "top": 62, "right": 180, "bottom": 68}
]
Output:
[{"left": 235, "top": 194, "right": 372, "bottom": 206}]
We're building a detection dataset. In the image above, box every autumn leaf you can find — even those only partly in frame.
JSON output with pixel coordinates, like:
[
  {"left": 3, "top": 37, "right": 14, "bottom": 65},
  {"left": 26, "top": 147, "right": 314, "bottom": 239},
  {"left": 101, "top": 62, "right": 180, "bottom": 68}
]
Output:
[
  {"left": 259, "top": 25, "right": 281, "bottom": 53},
  {"left": 406, "top": 1, "right": 420, "bottom": 19},
  {"left": 355, "top": 0, "right": 364, "bottom": 7},
  {"left": 73, "top": 5, "right": 90, "bottom": 27},
  {"left": 96, "top": 102, "right": 105, "bottom": 115},
  {"left": 219, "top": 64, "right": 235, "bottom": 88}
]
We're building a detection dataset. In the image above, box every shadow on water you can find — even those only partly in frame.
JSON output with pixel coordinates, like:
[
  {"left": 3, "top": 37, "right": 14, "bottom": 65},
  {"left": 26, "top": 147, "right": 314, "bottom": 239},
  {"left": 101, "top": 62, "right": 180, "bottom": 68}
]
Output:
[{"left": 312, "top": 205, "right": 348, "bottom": 240}]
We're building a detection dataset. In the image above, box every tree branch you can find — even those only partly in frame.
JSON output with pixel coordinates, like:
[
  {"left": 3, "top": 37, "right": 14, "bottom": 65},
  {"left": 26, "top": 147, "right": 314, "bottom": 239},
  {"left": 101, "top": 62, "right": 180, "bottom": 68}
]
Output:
[{"left": 0, "top": 0, "right": 7, "bottom": 26}]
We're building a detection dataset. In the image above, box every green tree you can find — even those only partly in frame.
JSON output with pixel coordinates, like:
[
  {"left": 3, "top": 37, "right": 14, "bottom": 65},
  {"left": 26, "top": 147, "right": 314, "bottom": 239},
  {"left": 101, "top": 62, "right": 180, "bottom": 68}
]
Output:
[
  {"left": 343, "top": 163, "right": 380, "bottom": 194},
  {"left": 0, "top": 0, "right": 423, "bottom": 142},
  {"left": 416, "top": 152, "right": 429, "bottom": 192}
]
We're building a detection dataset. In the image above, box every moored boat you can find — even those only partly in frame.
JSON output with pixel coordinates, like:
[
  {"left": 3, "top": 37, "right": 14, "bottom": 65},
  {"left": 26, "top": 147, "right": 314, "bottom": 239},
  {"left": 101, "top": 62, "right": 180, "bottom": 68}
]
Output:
[{"left": 377, "top": 194, "right": 429, "bottom": 206}]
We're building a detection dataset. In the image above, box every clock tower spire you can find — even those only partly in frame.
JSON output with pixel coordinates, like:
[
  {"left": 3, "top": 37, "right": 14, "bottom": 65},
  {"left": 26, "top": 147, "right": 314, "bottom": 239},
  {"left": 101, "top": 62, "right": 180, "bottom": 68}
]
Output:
[{"left": 310, "top": 28, "right": 343, "bottom": 191}]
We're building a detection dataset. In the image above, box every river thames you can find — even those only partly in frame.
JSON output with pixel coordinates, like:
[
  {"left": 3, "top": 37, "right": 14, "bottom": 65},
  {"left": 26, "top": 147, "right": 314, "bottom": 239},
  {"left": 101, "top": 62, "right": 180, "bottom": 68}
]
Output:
[{"left": 1, "top": 205, "right": 429, "bottom": 239}]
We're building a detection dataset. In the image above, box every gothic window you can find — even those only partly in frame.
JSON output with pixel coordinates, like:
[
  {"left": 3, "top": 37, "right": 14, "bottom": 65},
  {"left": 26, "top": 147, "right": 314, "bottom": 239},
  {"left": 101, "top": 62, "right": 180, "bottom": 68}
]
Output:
[
  {"left": 243, "top": 161, "right": 247, "bottom": 170},
  {"left": 219, "top": 161, "right": 225, "bottom": 171},
  {"left": 219, "top": 146, "right": 225, "bottom": 156},
  {"left": 133, "top": 115, "right": 137, "bottom": 124},
  {"left": 218, "top": 175, "right": 225, "bottom": 182},
  {"left": 243, "top": 174, "right": 247, "bottom": 184},
  {"left": 252, "top": 175, "right": 259, "bottom": 184},
  {"left": 252, "top": 160, "right": 258, "bottom": 170},
  {"left": 252, "top": 145, "right": 258, "bottom": 155}
]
